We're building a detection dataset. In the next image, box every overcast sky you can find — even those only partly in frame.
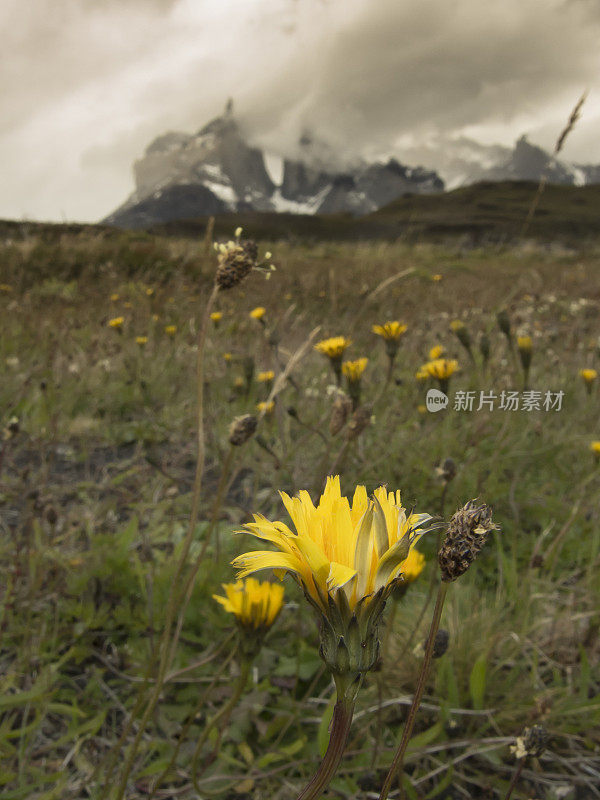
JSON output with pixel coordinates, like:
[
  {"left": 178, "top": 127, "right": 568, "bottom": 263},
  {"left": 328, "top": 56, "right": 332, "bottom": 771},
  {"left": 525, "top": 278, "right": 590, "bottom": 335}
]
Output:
[{"left": 2, "top": 0, "right": 600, "bottom": 222}]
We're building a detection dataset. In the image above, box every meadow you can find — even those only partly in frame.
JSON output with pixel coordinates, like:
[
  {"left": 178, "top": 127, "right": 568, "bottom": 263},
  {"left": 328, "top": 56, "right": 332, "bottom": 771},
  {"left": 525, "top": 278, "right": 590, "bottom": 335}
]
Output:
[{"left": 0, "top": 223, "right": 599, "bottom": 800}]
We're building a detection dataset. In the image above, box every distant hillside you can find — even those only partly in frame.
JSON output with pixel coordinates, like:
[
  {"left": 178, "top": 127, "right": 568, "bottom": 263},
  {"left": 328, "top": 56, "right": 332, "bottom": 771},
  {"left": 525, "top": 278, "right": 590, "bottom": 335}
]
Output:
[
  {"left": 149, "top": 181, "right": 600, "bottom": 244},
  {"left": 4, "top": 181, "right": 600, "bottom": 246}
]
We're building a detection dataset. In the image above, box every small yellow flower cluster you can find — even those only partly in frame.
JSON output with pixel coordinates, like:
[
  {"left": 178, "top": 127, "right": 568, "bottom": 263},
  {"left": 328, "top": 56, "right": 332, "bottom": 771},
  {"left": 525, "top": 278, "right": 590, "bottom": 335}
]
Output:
[{"left": 257, "top": 370, "right": 275, "bottom": 383}]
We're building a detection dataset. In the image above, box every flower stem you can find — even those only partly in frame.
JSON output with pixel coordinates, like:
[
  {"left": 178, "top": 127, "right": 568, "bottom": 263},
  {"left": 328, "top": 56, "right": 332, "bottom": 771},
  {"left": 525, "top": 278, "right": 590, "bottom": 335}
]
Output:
[
  {"left": 503, "top": 759, "right": 525, "bottom": 800},
  {"left": 296, "top": 697, "right": 355, "bottom": 800},
  {"left": 378, "top": 582, "right": 448, "bottom": 800}
]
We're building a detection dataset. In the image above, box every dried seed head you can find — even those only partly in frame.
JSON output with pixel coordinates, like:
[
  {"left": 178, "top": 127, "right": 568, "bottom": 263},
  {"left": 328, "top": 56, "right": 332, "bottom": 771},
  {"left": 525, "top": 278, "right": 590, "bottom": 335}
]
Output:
[
  {"left": 215, "top": 240, "right": 258, "bottom": 290},
  {"left": 228, "top": 414, "right": 258, "bottom": 446},
  {"left": 479, "top": 332, "right": 491, "bottom": 362},
  {"left": 497, "top": 309, "right": 512, "bottom": 338},
  {"left": 345, "top": 403, "right": 372, "bottom": 440},
  {"left": 435, "top": 457, "right": 457, "bottom": 485},
  {"left": 329, "top": 392, "right": 353, "bottom": 436},
  {"left": 523, "top": 725, "right": 549, "bottom": 757},
  {"left": 431, "top": 628, "right": 450, "bottom": 658},
  {"left": 439, "top": 500, "right": 498, "bottom": 582},
  {"left": 511, "top": 724, "right": 549, "bottom": 759}
]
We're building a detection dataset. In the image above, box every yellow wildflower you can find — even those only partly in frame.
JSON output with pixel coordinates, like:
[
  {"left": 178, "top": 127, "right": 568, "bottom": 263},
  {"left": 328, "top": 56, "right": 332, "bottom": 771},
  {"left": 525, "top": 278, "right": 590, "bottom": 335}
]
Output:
[
  {"left": 210, "top": 311, "right": 223, "bottom": 323},
  {"left": 314, "top": 336, "right": 352, "bottom": 359},
  {"left": 250, "top": 306, "right": 266, "bottom": 321},
  {"left": 108, "top": 317, "right": 124, "bottom": 329},
  {"left": 145, "top": 287, "right": 154, "bottom": 297},
  {"left": 580, "top": 368, "right": 597, "bottom": 384},
  {"left": 257, "top": 370, "right": 275, "bottom": 383},
  {"left": 429, "top": 345, "right": 445, "bottom": 360},
  {"left": 342, "top": 358, "right": 368, "bottom": 383},
  {"left": 164, "top": 325, "right": 177, "bottom": 336},
  {"left": 372, "top": 321, "right": 408, "bottom": 340},
  {"left": 223, "top": 352, "right": 233, "bottom": 362},
  {"left": 135, "top": 336, "right": 148, "bottom": 346},
  {"left": 213, "top": 578, "right": 284, "bottom": 631},
  {"left": 257, "top": 400, "right": 275, "bottom": 414},
  {"left": 590, "top": 441, "right": 600, "bottom": 455},
  {"left": 431, "top": 274, "right": 443, "bottom": 282},
  {"left": 110, "top": 293, "right": 119, "bottom": 302},
  {"left": 123, "top": 301, "right": 133, "bottom": 309},
  {"left": 425, "top": 359, "right": 458, "bottom": 380},
  {"left": 449, "top": 320, "right": 465, "bottom": 333},
  {"left": 517, "top": 336, "right": 533, "bottom": 351},
  {"left": 233, "top": 475, "right": 432, "bottom": 615}
]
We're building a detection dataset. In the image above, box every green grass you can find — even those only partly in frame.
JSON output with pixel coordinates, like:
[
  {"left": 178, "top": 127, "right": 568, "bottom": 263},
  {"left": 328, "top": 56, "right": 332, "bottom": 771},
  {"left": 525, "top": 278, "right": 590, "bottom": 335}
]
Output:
[{"left": 0, "top": 228, "right": 599, "bottom": 799}]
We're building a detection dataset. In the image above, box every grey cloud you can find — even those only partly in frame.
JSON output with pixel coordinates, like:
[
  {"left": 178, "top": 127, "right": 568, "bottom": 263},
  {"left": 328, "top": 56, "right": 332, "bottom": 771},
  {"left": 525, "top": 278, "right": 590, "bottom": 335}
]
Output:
[{"left": 1, "top": 0, "right": 599, "bottom": 222}]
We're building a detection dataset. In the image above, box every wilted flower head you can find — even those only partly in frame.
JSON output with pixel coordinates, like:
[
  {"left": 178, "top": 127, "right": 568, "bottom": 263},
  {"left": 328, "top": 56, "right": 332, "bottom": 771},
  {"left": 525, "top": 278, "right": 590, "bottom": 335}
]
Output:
[
  {"left": 479, "top": 333, "right": 491, "bottom": 363},
  {"left": 315, "top": 336, "right": 352, "bottom": 359},
  {"left": 215, "top": 238, "right": 259, "bottom": 290},
  {"left": 229, "top": 414, "right": 258, "bottom": 446},
  {"left": 450, "top": 320, "right": 472, "bottom": 352},
  {"left": 342, "top": 358, "right": 368, "bottom": 383},
  {"left": 497, "top": 309, "right": 512, "bottom": 339},
  {"left": 250, "top": 306, "right": 266, "bottom": 321},
  {"left": 510, "top": 725, "right": 549, "bottom": 760},
  {"left": 345, "top": 404, "right": 372, "bottom": 440},
  {"left": 213, "top": 578, "right": 284, "bottom": 632},
  {"left": 435, "top": 457, "right": 457, "bottom": 485},
  {"left": 439, "top": 500, "right": 498, "bottom": 582},
  {"left": 372, "top": 321, "right": 408, "bottom": 341},
  {"left": 108, "top": 316, "right": 124, "bottom": 329},
  {"left": 330, "top": 392, "right": 353, "bottom": 436},
  {"left": 429, "top": 345, "right": 445, "bottom": 360}
]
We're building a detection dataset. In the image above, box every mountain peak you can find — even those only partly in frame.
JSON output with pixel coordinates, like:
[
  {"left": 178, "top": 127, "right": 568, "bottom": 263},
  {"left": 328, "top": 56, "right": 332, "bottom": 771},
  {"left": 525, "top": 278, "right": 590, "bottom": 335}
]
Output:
[{"left": 103, "top": 108, "right": 444, "bottom": 227}]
